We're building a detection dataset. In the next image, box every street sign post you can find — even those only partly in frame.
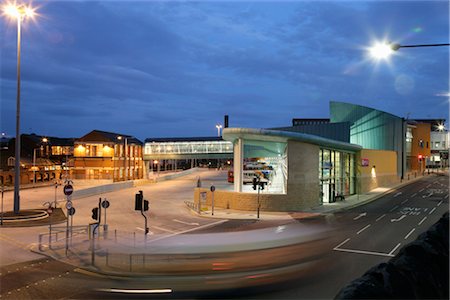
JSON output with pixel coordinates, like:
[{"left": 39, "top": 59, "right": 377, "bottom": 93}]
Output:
[
  {"left": 210, "top": 185, "right": 215, "bottom": 215},
  {"left": 101, "top": 199, "right": 110, "bottom": 232},
  {"left": 63, "top": 184, "right": 73, "bottom": 196}
]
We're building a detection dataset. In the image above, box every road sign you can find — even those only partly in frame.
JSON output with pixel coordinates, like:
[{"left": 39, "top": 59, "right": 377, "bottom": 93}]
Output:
[
  {"left": 101, "top": 200, "right": 110, "bottom": 209},
  {"left": 210, "top": 185, "right": 216, "bottom": 192},
  {"left": 66, "top": 201, "right": 73, "bottom": 210},
  {"left": 68, "top": 207, "right": 76, "bottom": 216},
  {"left": 64, "top": 184, "right": 74, "bottom": 196}
]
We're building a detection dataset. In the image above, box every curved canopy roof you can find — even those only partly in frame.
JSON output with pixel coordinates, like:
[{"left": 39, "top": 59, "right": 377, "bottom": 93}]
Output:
[{"left": 222, "top": 128, "right": 362, "bottom": 152}]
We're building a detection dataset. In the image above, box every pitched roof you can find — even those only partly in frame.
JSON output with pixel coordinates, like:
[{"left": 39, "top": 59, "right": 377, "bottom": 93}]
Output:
[{"left": 76, "top": 130, "right": 142, "bottom": 145}]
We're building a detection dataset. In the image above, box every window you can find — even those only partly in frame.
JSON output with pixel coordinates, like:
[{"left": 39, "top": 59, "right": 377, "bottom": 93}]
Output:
[
  {"left": 435, "top": 142, "right": 440, "bottom": 148},
  {"left": 7, "top": 157, "right": 15, "bottom": 167},
  {"left": 419, "top": 140, "right": 424, "bottom": 148}
]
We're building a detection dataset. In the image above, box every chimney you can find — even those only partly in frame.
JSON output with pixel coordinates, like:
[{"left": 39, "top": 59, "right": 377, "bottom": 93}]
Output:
[{"left": 224, "top": 115, "right": 229, "bottom": 128}]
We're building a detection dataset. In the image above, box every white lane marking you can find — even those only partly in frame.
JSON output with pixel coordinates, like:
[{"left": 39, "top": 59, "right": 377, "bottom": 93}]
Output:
[
  {"left": 445, "top": 194, "right": 449, "bottom": 199},
  {"left": 334, "top": 238, "right": 350, "bottom": 249},
  {"left": 357, "top": 224, "right": 371, "bottom": 235},
  {"left": 334, "top": 247, "right": 394, "bottom": 257},
  {"left": 419, "top": 188, "right": 424, "bottom": 192},
  {"left": 96, "top": 288, "right": 172, "bottom": 294},
  {"left": 148, "top": 219, "right": 228, "bottom": 243},
  {"left": 427, "top": 184, "right": 431, "bottom": 188},
  {"left": 152, "top": 226, "right": 177, "bottom": 233},
  {"left": 401, "top": 199, "right": 409, "bottom": 204},
  {"left": 393, "top": 192, "right": 402, "bottom": 198},
  {"left": 136, "top": 227, "right": 154, "bottom": 234},
  {"left": 418, "top": 216, "right": 427, "bottom": 226},
  {"left": 437, "top": 200, "right": 443, "bottom": 207},
  {"left": 389, "top": 205, "right": 399, "bottom": 212},
  {"left": 429, "top": 207, "right": 436, "bottom": 215},
  {"left": 411, "top": 193, "right": 417, "bottom": 198},
  {"left": 376, "top": 214, "right": 386, "bottom": 222},
  {"left": 353, "top": 212, "right": 367, "bottom": 220},
  {"left": 404, "top": 228, "right": 416, "bottom": 240},
  {"left": 389, "top": 243, "right": 402, "bottom": 256},
  {"left": 391, "top": 215, "right": 406, "bottom": 222},
  {"left": 173, "top": 219, "right": 200, "bottom": 226}
]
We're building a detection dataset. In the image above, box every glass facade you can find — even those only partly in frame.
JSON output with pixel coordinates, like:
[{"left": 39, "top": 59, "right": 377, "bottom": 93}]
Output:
[
  {"left": 319, "top": 148, "right": 355, "bottom": 203},
  {"left": 144, "top": 141, "right": 233, "bottom": 155}
]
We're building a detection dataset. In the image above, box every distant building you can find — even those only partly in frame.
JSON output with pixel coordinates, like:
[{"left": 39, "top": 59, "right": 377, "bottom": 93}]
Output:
[
  {"left": 73, "top": 130, "right": 144, "bottom": 181},
  {"left": 0, "top": 133, "right": 75, "bottom": 186}
]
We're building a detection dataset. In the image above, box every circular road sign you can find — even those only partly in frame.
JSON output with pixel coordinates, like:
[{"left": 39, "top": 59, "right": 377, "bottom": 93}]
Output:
[
  {"left": 66, "top": 201, "right": 73, "bottom": 210},
  {"left": 68, "top": 207, "right": 76, "bottom": 216},
  {"left": 64, "top": 184, "right": 74, "bottom": 196},
  {"left": 101, "top": 200, "right": 110, "bottom": 209},
  {"left": 210, "top": 185, "right": 216, "bottom": 192}
]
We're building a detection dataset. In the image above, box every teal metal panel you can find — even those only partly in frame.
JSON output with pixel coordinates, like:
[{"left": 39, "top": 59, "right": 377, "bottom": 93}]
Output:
[{"left": 330, "top": 101, "right": 405, "bottom": 177}]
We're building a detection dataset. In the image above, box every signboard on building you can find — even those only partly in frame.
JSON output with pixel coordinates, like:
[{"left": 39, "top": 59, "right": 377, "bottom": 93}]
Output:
[{"left": 361, "top": 158, "right": 369, "bottom": 167}]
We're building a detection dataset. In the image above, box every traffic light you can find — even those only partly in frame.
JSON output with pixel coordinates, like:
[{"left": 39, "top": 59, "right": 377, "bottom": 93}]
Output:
[
  {"left": 91, "top": 207, "right": 99, "bottom": 221},
  {"left": 143, "top": 200, "right": 149, "bottom": 211},
  {"left": 135, "top": 192, "right": 143, "bottom": 210},
  {"left": 252, "top": 177, "right": 257, "bottom": 190},
  {"left": 418, "top": 154, "right": 423, "bottom": 161}
]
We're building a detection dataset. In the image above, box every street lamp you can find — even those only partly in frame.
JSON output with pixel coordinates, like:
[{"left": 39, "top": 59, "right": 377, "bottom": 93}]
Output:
[
  {"left": 216, "top": 124, "right": 222, "bottom": 137},
  {"left": 2, "top": 3, "right": 37, "bottom": 214},
  {"left": 369, "top": 41, "right": 449, "bottom": 60}
]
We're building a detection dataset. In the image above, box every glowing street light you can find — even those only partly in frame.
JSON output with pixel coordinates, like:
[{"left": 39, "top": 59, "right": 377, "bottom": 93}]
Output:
[
  {"left": 2, "top": 2, "right": 37, "bottom": 214},
  {"left": 369, "top": 41, "right": 449, "bottom": 60}
]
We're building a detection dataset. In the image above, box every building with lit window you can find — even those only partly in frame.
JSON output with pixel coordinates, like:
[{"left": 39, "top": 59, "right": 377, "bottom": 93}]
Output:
[
  {"left": 73, "top": 130, "right": 144, "bottom": 181},
  {"left": 193, "top": 102, "right": 433, "bottom": 211}
]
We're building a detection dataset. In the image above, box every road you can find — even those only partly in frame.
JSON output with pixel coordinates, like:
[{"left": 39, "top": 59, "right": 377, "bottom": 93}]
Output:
[
  {"left": 0, "top": 172, "right": 448, "bottom": 299},
  {"left": 249, "top": 173, "right": 449, "bottom": 299}
]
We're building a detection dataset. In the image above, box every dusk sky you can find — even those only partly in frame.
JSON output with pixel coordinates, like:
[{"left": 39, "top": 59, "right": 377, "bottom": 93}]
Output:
[{"left": 1, "top": 1, "right": 449, "bottom": 141}]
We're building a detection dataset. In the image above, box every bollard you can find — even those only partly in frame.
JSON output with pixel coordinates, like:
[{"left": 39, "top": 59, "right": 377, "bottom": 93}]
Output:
[{"left": 115, "top": 229, "right": 117, "bottom": 243}]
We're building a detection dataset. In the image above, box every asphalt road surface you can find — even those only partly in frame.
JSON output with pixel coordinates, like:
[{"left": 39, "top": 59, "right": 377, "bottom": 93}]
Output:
[{"left": 0, "top": 172, "right": 448, "bottom": 299}]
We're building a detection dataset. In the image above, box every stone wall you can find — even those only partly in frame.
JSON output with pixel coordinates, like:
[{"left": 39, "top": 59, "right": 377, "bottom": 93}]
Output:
[{"left": 193, "top": 141, "right": 321, "bottom": 212}]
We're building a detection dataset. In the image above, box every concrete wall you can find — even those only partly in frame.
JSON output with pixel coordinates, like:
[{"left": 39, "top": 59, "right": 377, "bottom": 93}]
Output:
[
  {"left": 357, "top": 149, "right": 400, "bottom": 193},
  {"left": 193, "top": 141, "right": 320, "bottom": 212}
]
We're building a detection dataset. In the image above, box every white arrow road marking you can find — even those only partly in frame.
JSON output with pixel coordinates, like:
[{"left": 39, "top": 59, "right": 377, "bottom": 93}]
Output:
[
  {"left": 393, "top": 192, "right": 402, "bottom": 198},
  {"left": 353, "top": 212, "right": 367, "bottom": 220},
  {"left": 173, "top": 219, "right": 200, "bottom": 226},
  {"left": 390, "top": 215, "right": 406, "bottom": 222}
]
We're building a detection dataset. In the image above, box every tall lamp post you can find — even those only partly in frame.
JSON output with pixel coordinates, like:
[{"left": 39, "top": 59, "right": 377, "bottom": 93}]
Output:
[
  {"left": 216, "top": 124, "right": 222, "bottom": 137},
  {"left": 2, "top": 3, "right": 36, "bottom": 214}
]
